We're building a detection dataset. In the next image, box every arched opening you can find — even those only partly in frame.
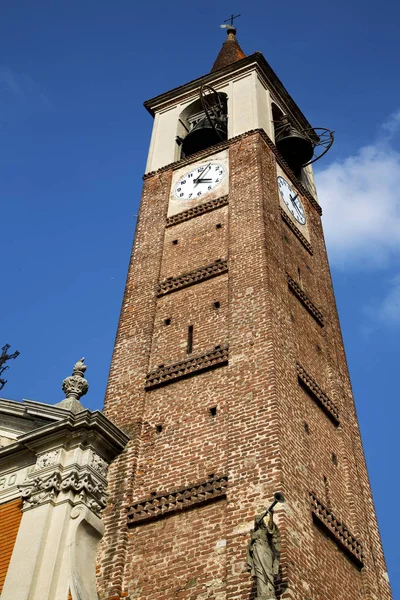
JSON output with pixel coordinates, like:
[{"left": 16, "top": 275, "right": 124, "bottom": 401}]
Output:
[
  {"left": 271, "top": 102, "right": 285, "bottom": 143},
  {"left": 176, "top": 91, "right": 228, "bottom": 159}
]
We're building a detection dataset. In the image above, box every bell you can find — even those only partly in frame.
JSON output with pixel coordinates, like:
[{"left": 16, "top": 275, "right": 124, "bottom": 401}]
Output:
[
  {"left": 276, "top": 126, "right": 314, "bottom": 171},
  {"left": 181, "top": 116, "right": 227, "bottom": 157}
]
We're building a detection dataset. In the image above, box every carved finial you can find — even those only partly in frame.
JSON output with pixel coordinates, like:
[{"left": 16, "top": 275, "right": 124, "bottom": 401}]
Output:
[
  {"left": 61, "top": 357, "right": 89, "bottom": 403},
  {"left": 73, "top": 357, "right": 87, "bottom": 376}
]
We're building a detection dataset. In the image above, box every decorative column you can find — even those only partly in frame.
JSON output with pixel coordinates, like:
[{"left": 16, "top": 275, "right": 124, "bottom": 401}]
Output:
[{"left": 1, "top": 360, "right": 129, "bottom": 600}]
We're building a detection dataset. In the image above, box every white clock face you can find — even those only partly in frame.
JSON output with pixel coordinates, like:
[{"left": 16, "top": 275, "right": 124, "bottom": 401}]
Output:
[
  {"left": 277, "top": 176, "right": 306, "bottom": 225},
  {"left": 174, "top": 162, "right": 226, "bottom": 201}
]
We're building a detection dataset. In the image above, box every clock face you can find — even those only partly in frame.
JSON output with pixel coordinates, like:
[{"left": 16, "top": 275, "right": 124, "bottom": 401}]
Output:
[
  {"left": 174, "top": 163, "right": 226, "bottom": 201},
  {"left": 277, "top": 176, "right": 306, "bottom": 225}
]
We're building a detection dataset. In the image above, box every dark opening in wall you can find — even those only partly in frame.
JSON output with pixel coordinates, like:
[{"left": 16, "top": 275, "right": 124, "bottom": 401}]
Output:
[
  {"left": 209, "top": 406, "right": 217, "bottom": 417},
  {"left": 156, "top": 425, "right": 163, "bottom": 433},
  {"left": 187, "top": 325, "right": 194, "bottom": 354},
  {"left": 332, "top": 452, "right": 338, "bottom": 466},
  {"left": 304, "top": 422, "right": 310, "bottom": 434},
  {"left": 213, "top": 301, "right": 221, "bottom": 309},
  {"left": 172, "top": 239, "right": 179, "bottom": 245},
  {"left": 216, "top": 223, "right": 222, "bottom": 229},
  {"left": 164, "top": 318, "right": 171, "bottom": 326}
]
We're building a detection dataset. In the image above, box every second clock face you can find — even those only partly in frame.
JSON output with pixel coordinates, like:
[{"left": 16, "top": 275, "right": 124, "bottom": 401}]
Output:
[
  {"left": 174, "top": 163, "right": 226, "bottom": 201},
  {"left": 277, "top": 176, "right": 306, "bottom": 225}
]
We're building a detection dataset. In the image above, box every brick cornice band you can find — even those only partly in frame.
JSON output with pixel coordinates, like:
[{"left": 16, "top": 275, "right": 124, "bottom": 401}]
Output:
[
  {"left": 145, "top": 345, "right": 229, "bottom": 390},
  {"left": 281, "top": 208, "right": 313, "bottom": 255},
  {"left": 287, "top": 274, "right": 324, "bottom": 326},
  {"left": 156, "top": 259, "right": 228, "bottom": 297},
  {"left": 297, "top": 363, "right": 340, "bottom": 425},
  {"left": 166, "top": 196, "right": 229, "bottom": 227},
  {"left": 310, "top": 492, "right": 363, "bottom": 568},
  {"left": 127, "top": 474, "right": 228, "bottom": 526}
]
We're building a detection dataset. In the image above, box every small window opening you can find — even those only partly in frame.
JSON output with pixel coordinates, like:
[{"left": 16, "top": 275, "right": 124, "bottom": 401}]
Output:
[
  {"left": 298, "top": 267, "right": 303, "bottom": 289},
  {"left": 164, "top": 318, "right": 171, "bottom": 326},
  {"left": 304, "top": 422, "right": 310, "bottom": 434},
  {"left": 208, "top": 473, "right": 214, "bottom": 479},
  {"left": 151, "top": 490, "right": 157, "bottom": 496},
  {"left": 187, "top": 325, "right": 194, "bottom": 354},
  {"left": 216, "top": 223, "right": 222, "bottom": 229},
  {"left": 172, "top": 239, "right": 178, "bottom": 245},
  {"left": 156, "top": 425, "right": 163, "bottom": 434},
  {"left": 213, "top": 301, "right": 221, "bottom": 310},
  {"left": 209, "top": 406, "right": 217, "bottom": 417},
  {"left": 332, "top": 452, "right": 338, "bottom": 466}
]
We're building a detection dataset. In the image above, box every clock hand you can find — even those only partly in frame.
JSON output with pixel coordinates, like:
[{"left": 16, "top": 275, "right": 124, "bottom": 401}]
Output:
[{"left": 194, "top": 163, "right": 211, "bottom": 185}]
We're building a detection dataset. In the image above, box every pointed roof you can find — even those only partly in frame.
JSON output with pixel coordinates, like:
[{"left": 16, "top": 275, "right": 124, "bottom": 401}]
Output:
[{"left": 211, "top": 27, "right": 246, "bottom": 73}]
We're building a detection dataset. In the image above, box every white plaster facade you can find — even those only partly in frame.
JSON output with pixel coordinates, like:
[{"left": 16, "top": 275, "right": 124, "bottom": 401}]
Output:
[
  {"left": 0, "top": 398, "right": 129, "bottom": 600},
  {"left": 143, "top": 53, "right": 319, "bottom": 203}
]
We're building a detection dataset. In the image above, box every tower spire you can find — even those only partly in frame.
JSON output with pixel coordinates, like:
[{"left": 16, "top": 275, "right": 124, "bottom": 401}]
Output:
[{"left": 211, "top": 19, "right": 246, "bottom": 73}]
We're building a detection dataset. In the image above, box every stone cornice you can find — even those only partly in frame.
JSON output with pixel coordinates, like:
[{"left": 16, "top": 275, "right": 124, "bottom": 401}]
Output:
[
  {"left": 0, "top": 409, "right": 130, "bottom": 463},
  {"left": 310, "top": 491, "right": 363, "bottom": 568},
  {"left": 143, "top": 129, "right": 322, "bottom": 217},
  {"left": 288, "top": 274, "right": 324, "bottom": 326},
  {"left": 297, "top": 363, "right": 340, "bottom": 425},
  {"left": 127, "top": 474, "right": 228, "bottom": 526}
]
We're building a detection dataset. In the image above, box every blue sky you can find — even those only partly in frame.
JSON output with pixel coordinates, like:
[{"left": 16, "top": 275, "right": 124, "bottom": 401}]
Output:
[{"left": 1, "top": 0, "right": 399, "bottom": 594}]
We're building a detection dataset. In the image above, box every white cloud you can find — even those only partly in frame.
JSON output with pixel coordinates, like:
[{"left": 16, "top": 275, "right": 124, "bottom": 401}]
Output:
[{"left": 316, "top": 117, "right": 400, "bottom": 269}]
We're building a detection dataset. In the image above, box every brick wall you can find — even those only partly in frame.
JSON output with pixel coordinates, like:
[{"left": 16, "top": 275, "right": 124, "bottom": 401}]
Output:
[
  {"left": 98, "top": 131, "right": 392, "bottom": 600},
  {"left": 0, "top": 498, "right": 22, "bottom": 593}
]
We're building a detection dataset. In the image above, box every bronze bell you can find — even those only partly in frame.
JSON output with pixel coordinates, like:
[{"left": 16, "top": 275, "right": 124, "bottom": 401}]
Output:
[
  {"left": 276, "top": 126, "right": 314, "bottom": 172},
  {"left": 181, "top": 116, "right": 227, "bottom": 157}
]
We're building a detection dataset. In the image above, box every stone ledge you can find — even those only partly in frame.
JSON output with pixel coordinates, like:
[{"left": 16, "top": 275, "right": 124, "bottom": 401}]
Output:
[
  {"left": 145, "top": 345, "right": 229, "bottom": 390},
  {"left": 287, "top": 274, "right": 324, "bottom": 326},
  {"left": 310, "top": 491, "right": 364, "bottom": 568},
  {"left": 297, "top": 363, "right": 340, "bottom": 425},
  {"left": 127, "top": 474, "right": 228, "bottom": 526},
  {"left": 166, "top": 196, "right": 229, "bottom": 227},
  {"left": 156, "top": 259, "right": 228, "bottom": 297},
  {"left": 281, "top": 208, "right": 313, "bottom": 255}
]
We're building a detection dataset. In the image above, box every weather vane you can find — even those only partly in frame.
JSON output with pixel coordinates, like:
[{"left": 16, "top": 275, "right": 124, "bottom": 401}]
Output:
[
  {"left": 0, "top": 344, "right": 20, "bottom": 391},
  {"left": 220, "top": 13, "right": 241, "bottom": 29}
]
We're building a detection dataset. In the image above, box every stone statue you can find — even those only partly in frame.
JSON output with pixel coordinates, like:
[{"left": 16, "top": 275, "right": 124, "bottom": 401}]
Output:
[{"left": 247, "top": 509, "right": 281, "bottom": 600}]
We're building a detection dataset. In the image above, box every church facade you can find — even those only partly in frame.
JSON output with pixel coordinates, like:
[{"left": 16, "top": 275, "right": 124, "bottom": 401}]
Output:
[{"left": 97, "top": 27, "right": 392, "bottom": 600}]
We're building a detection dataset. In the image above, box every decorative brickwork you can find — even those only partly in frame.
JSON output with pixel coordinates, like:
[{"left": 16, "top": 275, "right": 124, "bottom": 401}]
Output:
[
  {"left": 287, "top": 274, "right": 324, "bottom": 326},
  {"left": 127, "top": 474, "right": 228, "bottom": 526},
  {"left": 0, "top": 498, "right": 22, "bottom": 593},
  {"left": 166, "top": 196, "right": 229, "bottom": 227},
  {"left": 145, "top": 344, "right": 228, "bottom": 389},
  {"left": 297, "top": 363, "right": 340, "bottom": 425},
  {"left": 156, "top": 259, "right": 228, "bottom": 297},
  {"left": 100, "top": 122, "right": 393, "bottom": 600},
  {"left": 280, "top": 208, "right": 313, "bottom": 255},
  {"left": 310, "top": 491, "right": 364, "bottom": 568}
]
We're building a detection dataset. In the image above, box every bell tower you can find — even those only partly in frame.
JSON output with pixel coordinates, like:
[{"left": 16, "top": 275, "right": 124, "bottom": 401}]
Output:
[{"left": 97, "top": 26, "right": 392, "bottom": 600}]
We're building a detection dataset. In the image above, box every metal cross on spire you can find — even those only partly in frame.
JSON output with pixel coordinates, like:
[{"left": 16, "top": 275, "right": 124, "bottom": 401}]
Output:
[
  {"left": 0, "top": 344, "right": 20, "bottom": 391},
  {"left": 224, "top": 13, "right": 241, "bottom": 26}
]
